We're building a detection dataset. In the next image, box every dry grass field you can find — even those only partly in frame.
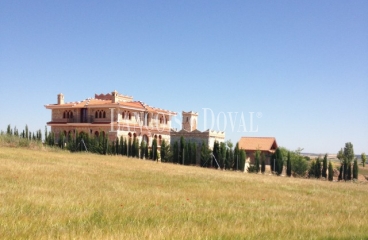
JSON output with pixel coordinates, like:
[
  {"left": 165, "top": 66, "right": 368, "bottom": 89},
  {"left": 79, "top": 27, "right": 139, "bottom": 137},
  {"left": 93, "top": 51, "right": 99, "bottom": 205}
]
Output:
[{"left": 1, "top": 146, "right": 368, "bottom": 239}]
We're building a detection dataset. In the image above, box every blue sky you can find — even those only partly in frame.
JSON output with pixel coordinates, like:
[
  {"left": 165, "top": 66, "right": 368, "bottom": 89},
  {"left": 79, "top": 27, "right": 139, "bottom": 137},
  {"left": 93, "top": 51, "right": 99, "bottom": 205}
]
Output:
[{"left": 1, "top": 0, "right": 367, "bottom": 154}]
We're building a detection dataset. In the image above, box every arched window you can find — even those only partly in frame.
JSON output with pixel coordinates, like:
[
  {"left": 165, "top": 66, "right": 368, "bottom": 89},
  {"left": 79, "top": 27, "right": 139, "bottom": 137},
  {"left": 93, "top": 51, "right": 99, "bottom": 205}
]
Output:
[
  {"left": 159, "top": 135, "right": 162, "bottom": 145},
  {"left": 63, "top": 112, "right": 66, "bottom": 118},
  {"left": 122, "top": 111, "right": 125, "bottom": 119},
  {"left": 95, "top": 111, "right": 99, "bottom": 119},
  {"left": 94, "top": 131, "right": 99, "bottom": 138},
  {"left": 70, "top": 112, "right": 73, "bottom": 118},
  {"left": 128, "top": 112, "right": 131, "bottom": 120},
  {"left": 103, "top": 111, "right": 106, "bottom": 118},
  {"left": 99, "top": 111, "right": 102, "bottom": 118}
]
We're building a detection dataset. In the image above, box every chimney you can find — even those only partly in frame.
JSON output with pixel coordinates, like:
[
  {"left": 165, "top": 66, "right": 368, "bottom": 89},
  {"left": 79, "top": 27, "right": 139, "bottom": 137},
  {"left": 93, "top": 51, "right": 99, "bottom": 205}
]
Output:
[
  {"left": 112, "top": 90, "right": 118, "bottom": 103},
  {"left": 57, "top": 93, "right": 64, "bottom": 105}
]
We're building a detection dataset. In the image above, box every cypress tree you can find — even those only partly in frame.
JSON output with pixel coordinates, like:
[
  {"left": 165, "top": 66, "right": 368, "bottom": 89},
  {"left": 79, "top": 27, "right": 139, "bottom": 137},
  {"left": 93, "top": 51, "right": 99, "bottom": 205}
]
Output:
[
  {"left": 200, "top": 141, "right": 209, "bottom": 167},
  {"left": 131, "top": 138, "right": 135, "bottom": 157},
  {"left": 127, "top": 138, "right": 131, "bottom": 157},
  {"left": 322, "top": 154, "right": 328, "bottom": 178},
  {"left": 160, "top": 140, "right": 166, "bottom": 162},
  {"left": 180, "top": 136, "right": 185, "bottom": 165},
  {"left": 315, "top": 157, "right": 321, "bottom": 178},
  {"left": 353, "top": 158, "right": 358, "bottom": 180},
  {"left": 25, "top": 125, "right": 29, "bottom": 139},
  {"left": 234, "top": 143, "right": 239, "bottom": 171},
  {"left": 338, "top": 165, "right": 343, "bottom": 181},
  {"left": 212, "top": 141, "right": 220, "bottom": 168},
  {"left": 347, "top": 163, "right": 352, "bottom": 180},
  {"left": 111, "top": 140, "right": 116, "bottom": 155},
  {"left": 135, "top": 139, "right": 139, "bottom": 158},
  {"left": 152, "top": 138, "right": 158, "bottom": 161},
  {"left": 184, "top": 142, "right": 190, "bottom": 165},
  {"left": 44, "top": 126, "right": 48, "bottom": 143},
  {"left": 115, "top": 137, "right": 119, "bottom": 155},
  {"left": 6, "top": 124, "right": 11, "bottom": 135},
  {"left": 286, "top": 151, "right": 292, "bottom": 177},
  {"left": 328, "top": 161, "right": 334, "bottom": 181},
  {"left": 239, "top": 150, "right": 246, "bottom": 172},
  {"left": 275, "top": 148, "right": 283, "bottom": 175},
  {"left": 261, "top": 152, "right": 266, "bottom": 174},
  {"left": 254, "top": 150, "right": 260, "bottom": 173},
  {"left": 192, "top": 142, "right": 197, "bottom": 165},
  {"left": 173, "top": 141, "right": 179, "bottom": 164},
  {"left": 140, "top": 140, "right": 145, "bottom": 159},
  {"left": 120, "top": 136, "right": 124, "bottom": 155},
  {"left": 145, "top": 143, "right": 149, "bottom": 160}
]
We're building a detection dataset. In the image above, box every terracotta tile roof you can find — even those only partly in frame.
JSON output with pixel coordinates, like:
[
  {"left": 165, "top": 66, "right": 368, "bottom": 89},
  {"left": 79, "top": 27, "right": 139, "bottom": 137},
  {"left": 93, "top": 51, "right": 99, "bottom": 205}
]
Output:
[
  {"left": 45, "top": 91, "right": 176, "bottom": 115},
  {"left": 238, "top": 137, "right": 278, "bottom": 152}
]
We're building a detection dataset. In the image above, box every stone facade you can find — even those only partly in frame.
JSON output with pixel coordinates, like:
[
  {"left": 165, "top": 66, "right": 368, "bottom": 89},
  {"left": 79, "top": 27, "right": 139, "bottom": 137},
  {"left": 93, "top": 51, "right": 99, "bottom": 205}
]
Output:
[{"left": 170, "top": 111, "right": 225, "bottom": 148}]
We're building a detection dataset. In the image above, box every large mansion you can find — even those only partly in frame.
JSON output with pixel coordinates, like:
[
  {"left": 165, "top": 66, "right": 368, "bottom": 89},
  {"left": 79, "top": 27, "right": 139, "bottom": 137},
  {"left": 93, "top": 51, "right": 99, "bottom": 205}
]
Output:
[
  {"left": 45, "top": 91, "right": 225, "bottom": 148},
  {"left": 45, "top": 91, "right": 176, "bottom": 147}
]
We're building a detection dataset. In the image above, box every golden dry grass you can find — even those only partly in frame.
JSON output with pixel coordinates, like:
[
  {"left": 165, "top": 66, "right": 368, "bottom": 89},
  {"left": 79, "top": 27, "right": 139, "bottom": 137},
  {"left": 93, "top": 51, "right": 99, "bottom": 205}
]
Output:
[{"left": 0, "top": 146, "right": 368, "bottom": 239}]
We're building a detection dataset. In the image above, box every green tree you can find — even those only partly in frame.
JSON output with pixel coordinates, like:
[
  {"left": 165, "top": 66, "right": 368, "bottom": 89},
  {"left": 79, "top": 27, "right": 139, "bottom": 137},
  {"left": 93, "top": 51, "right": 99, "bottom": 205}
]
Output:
[
  {"left": 322, "top": 154, "right": 328, "bottom": 178},
  {"left": 328, "top": 161, "right": 334, "bottom": 181},
  {"left": 344, "top": 142, "right": 354, "bottom": 180},
  {"left": 152, "top": 138, "right": 158, "bottom": 161},
  {"left": 191, "top": 142, "right": 197, "bottom": 165},
  {"left": 115, "top": 137, "right": 119, "bottom": 155},
  {"left": 234, "top": 142, "right": 239, "bottom": 171},
  {"left": 200, "top": 141, "right": 210, "bottom": 167},
  {"left": 353, "top": 158, "right": 359, "bottom": 180},
  {"left": 173, "top": 141, "right": 179, "bottom": 164},
  {"left": 275, "top": 148, "right": 283, "bottom": 175},
  {"left": 140, "top": 139, "right": 146, "bottom": 159},
  {"left": 160, "top": 140, "right": 167, "bottom": 162},
  {"left": 362, "top": 153, "right": 366, "bottom": 168},
  {"left": 25, "top": 125, "right": 29, "bottom": 139},
  {"left": 308, "top": 160, "right": 316, "bottom": 178},
  {"left": 44, "top": 126, "right": 48, "bottom": 143},
  {"left": 119, "top": 136, "right": 124, "bottom": 156},
  {"left": 239, "top": 150, "right": 246, "bottom": 171},
  {"left": 180, "top": 136, "right": 185, "bottom": 165},
  {"left": 131, "top": 138, "right": 136, "bottom": 157},
  {"left": 254, "top": 149, "right": 261, "bottom": 173},
  {"left": 261, "top": 152, "right": 266, "bottom": 174},
  {"left": 315, "top": 157, "right": 321, "bottom": 179},
  {"left": 292, "top": 150, "right": 308, "bottom": 177},
  {"left": 6, "top": 124, "right": 12, "bottom": 135},
  {"left": 219, "top": 142, "right": 226, "bottom": 169},
  {"left": 212, "top": 140, "right": 220, "bottom": 168},
  {"left": 145, "top": 142, "right": 149, "bottom": 160},
  {"left": 286, "top": 151, "right": 292, "bottom": 177},
  {"left": 58, "top": 131, "right": 65, "bottom": 149},
  {"left": 135, "top": 138, "right": 139, "bottom": 158}
]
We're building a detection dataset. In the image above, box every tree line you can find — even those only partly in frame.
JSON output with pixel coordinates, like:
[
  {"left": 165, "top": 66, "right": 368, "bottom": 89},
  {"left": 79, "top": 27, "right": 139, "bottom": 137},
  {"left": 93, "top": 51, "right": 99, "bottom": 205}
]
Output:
[{"left": 2, "top": 125, "right": 366, "bottom": 180}]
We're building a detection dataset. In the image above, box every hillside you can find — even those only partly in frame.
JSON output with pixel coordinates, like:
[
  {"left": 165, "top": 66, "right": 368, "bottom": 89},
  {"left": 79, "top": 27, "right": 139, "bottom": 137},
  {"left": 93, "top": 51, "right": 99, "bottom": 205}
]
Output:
[{"left": 0, "top": 147, "right": 367, "bottom": 239}]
